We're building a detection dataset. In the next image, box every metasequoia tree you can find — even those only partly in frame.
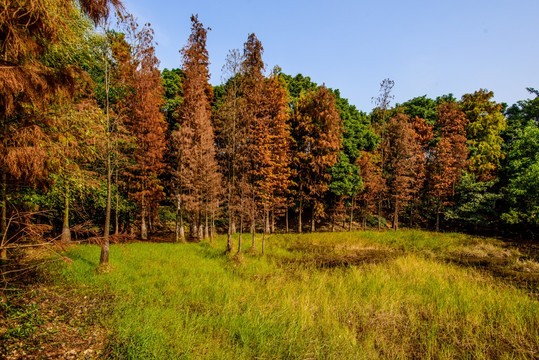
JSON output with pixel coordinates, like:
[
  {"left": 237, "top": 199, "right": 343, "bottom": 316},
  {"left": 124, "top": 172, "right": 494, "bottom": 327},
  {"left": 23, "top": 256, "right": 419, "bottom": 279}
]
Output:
[
  {"left": 408, "top": 115, "right": 433, "bottom": 227},
  {"left": 214, "top": 49, "right": 245, "bottom": 251},
  {"left": 385, "top": 113, "right": 423, "bottom": 230},
  {"left": 256, "top": 71, "right": 291, "bottom": 252},
  {"left": 119, "top": 18, "right": 167, "bottom": 241},
  {"left": 356, "top": 151, "right": 384, "bottom": 230},
  {"left": 0, "top": 0, "right": 121, "bottom": 261},
  {"left": 371, "top": 78, "right": 394, "bottom": 230},
  {"left": 429, "top": 102, "right": 468, "bottom": 231},
  {"left": 173, "top": 15, "right": 220, "bottom": 241},
  {"left": 239, "top": 33, "right": 266, "bottom": 250},
  {"left": 291, "top": 86, "right": 342, "bottom": 232}
]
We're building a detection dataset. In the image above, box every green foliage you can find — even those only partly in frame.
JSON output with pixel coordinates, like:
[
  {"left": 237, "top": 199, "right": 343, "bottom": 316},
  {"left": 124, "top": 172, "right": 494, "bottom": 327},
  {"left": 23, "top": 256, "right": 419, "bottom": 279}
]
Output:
[
  {"left": 446, "top": 171, "right": 501, "bottom": 227},
  {"left": 501, "top": 124, "right": 539, "bottom": 225},
  {"left": 461, "top": 89, "right": 506, "bottom": 180},
  {"left": 161, "top": 68, "right": 185, "bottom": 129},
  {"left": 398, "top": 95, "right": 437, "bottom": 126},
  {"left": 329, "top": 153, "right": 362, "bottom": 198}
]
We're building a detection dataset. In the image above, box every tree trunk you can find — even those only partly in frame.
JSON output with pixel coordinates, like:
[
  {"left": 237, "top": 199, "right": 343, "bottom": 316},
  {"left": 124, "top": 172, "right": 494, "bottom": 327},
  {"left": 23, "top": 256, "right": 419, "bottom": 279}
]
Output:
[
  {"left": 271, "top": 209, "right": 275, "bottom": 234},
  {"left": 61, "top": 187, "right": 71, "bottom": 244},
  {"left": 377, "top": 199, "right": 382, "bottom": 231},
  {"left": 285, "top": 207, "right": 289, "bottom": 233},
  {"left": 211, "top": 210, "right": 215, "bottom": 243},
  {"left": 349, "top": 198, "right": 354, "bottom": 232},
  {"left": 100, "top": 58, "right": 111, "bottom": 266},
  {"left": 226, "top": 211, "right": 233, "bottom": 253},
  {"left": 262, "top": 211, "right": 267, "bottom": 255},
  {"left": 237, "top": 215, "right": 243, "bottom": 255},
  {"left": 115, "top": 170, "right": 119, "bottom": 235},
  {"left": 174, "top": 195, "right": 179, "bottom": 243},
  {"left": 1, "top": 172, "right": 7, "bottom": 260},
  {"left": 436, "top": 210, "right": 440, "bottom": 232},
  {"left": 141, "top": 194, "right": 148, "bottom": 241},
  {"left": 265, "top": 208, "right": 270, "bottom": 234},
  {"left": 298, "top": 199, "right": 302, "bottom": 233},
  {"left": 204, "top": 210, "right": 209, "bottom": 240},
  {"left": 1, "top": 172, "right": 7, "bottom": 249},
  {"left": 393, "top": 202, "right": 399, "bottom": 231},
  {"left": 251, "top": 218, "right": 256, "bottom": 250},
  {"left": 198, "top": 218, "right": 204, "bottom": 240},
  {"left": 311, "top": 212, "right": 315, "bottom": 232}
]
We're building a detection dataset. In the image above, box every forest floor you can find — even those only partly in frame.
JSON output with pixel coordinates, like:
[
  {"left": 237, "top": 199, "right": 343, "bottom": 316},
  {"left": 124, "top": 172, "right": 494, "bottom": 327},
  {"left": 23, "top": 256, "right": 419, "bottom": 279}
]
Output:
[{"left": 1, "top": 229, "right": 538, "bottom": 359}]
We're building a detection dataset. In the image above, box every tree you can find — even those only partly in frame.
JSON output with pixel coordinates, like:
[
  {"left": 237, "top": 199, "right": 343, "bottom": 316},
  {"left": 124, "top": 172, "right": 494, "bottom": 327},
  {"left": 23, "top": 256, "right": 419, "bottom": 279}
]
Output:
[
  {"left": 291, "top": 86, "right": 342, "bottom": 232},
  {"left": 501, "top": 89, "right": 539, "bottom": 230},
  {"left": 214, "top": 49, "right": 245, "bottom": 251},
  {"left": 119, "top": 18, "right": 167, "bottom": 241},
  {"left": 357, "top": 151, "right": 384, "bottom": 230},
  {"left": 429, "top": 102, "right": 468, "bottom": 231},
  {"left": 460, "top": 89, "right": 506, "bottom": 181},
  {"left": 385, "top": 113, "right": 421, "bottom": 230},
  {"left": 173, "top": 15, "right": 220, "bottom": 241},
  {"left": 371, "top": 78, "right": 394, "bottom": 230}
]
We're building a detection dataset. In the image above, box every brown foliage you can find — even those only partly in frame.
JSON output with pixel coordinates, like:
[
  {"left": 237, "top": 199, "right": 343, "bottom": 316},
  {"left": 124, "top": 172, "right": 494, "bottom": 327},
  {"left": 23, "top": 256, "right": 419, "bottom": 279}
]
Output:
[
  {"left": 173, "top": 15, "right": 221, "bottom": 239},
  {"left": 291, "top": 86, "right": 342, "bottom": 225},
  {"left": 429, "top": 102, "right": 468, "bottom": 214}
]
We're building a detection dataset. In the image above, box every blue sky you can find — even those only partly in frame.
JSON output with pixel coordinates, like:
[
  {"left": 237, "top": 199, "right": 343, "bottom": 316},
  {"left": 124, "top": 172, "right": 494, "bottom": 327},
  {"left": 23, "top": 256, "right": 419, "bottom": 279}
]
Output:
[{"left": 121, "top": 0, "right": 539, "bottom": 112}]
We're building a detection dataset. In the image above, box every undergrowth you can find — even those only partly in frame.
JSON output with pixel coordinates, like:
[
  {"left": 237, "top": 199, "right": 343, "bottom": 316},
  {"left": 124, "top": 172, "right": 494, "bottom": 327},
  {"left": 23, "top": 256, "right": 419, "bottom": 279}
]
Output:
[{"left": 49, "top": 230, "right": 539, "bottom": 359}]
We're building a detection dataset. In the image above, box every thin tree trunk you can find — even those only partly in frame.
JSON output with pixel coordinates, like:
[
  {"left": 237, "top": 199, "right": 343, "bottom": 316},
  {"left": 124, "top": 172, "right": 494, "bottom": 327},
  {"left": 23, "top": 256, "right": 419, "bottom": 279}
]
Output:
[
  {"left": 174, "top": 195, "right": 179, "bottom": 243},
  {"left": 1, "top": 171, "right": 6, "bottom": 260},
  {"left": 100, "top": 56, "right": 111, "bottom": 266},
  {"left": 115, "top": 169, "right": 119, "bottom": 235},
  {"left": 141, "top": 194, "right": 148, "bottom": 240},
  {"left": 349, "top": 198, "right": 354, "bottom": 232},
  {"left": 393, "top": 202, "right": 399, "bottom": 231},
  {"left": 237, "top": 215, "right": 243, "bottom": 255},
  {"left": 262, "top": 210, "right": 266, "bottom": 255},
  {"left": 377, "top": 199, "right": 382, "bottom": 231},
  {"left": 311, "top": 215, "right": 315, "bottom": 233},
  {"left": 204, "top": 209, "right": 209, "bottom": 240},
  {"left": 285, "top": 207, "right": 289, "bottom": 233},
  {"left": 271, "top": 209, "right": 275, "bottom": 234},
  {"left": 226, "top": 211, "right": 233, "bottom": 253},
  {"left": 251, "top": 218, "right": 256, "bottom": 249},
  {"left": 436, "top": 210, "right": 440, "bottom": 232},
  {"left": 298, "top": 198, "right": 302, "bottom": 233},
  {"left": 61, "top": 185, "right": 71, "bottom": 243},
  {"left": 211, "top": 208, "right": 215, "bottom": 243}
]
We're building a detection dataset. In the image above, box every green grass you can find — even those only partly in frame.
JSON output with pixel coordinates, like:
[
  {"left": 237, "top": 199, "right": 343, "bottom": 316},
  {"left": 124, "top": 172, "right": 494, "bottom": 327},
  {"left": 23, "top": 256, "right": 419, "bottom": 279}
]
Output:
[{"left": 54, "top": 230, "right": 539, "bottom": 359}]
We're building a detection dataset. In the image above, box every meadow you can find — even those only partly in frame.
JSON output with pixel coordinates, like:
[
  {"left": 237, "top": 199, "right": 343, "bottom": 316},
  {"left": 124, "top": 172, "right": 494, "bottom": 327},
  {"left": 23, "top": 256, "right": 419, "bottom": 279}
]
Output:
[{"left": 39, "top": 230, "right": 537, "bottom": 359}]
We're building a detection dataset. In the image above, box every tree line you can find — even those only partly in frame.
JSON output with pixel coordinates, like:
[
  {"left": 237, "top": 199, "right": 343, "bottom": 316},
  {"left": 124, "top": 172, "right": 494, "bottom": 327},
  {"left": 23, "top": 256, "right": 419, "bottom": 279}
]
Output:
[{"left": 1, "top": 2, "right": 538, "bottom": 266}]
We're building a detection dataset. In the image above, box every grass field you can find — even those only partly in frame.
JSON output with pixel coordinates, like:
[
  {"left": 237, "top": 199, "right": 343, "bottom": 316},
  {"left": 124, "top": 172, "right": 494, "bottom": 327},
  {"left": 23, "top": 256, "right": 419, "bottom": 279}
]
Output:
[{"left": 8, "top": 230, "right": 539, "bottom": 359}]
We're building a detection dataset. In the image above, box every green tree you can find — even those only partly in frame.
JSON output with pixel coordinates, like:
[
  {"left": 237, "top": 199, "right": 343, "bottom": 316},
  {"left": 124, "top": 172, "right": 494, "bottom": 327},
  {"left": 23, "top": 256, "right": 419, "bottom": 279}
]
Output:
[{"left": 460, "top": 89, "right": 506, "bottom": 181}]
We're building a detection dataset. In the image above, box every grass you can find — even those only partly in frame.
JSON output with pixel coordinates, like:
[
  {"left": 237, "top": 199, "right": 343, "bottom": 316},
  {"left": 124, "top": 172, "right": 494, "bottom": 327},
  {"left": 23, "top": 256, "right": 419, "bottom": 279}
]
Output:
[{"left": 51, "top": 230, "right": 538, "bottom": 359}]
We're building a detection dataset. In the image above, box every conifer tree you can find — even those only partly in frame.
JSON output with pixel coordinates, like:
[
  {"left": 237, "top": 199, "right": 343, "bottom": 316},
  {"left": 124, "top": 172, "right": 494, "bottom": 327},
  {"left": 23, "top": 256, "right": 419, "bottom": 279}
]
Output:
[
  {"left": 291, "top": 86, "right": 341, "bottom": 232},
  {"left": 429, "top": 102, "right": 468, "bottom": 231},
  {"left": 173, "top": 15, "right": 220, "bottom": 241}
]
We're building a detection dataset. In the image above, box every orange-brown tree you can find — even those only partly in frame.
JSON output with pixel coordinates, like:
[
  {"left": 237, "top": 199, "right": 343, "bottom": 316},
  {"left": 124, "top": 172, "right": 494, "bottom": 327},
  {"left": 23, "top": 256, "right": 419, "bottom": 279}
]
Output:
[
  {"left": 385, "top": 113, "right": 423, "bottom": 230},
  {"left": 429, "top": 102, "right": 468, "bottom": 231},
  {"left": 173, "top": 15, "right": 220, "bottom": 241},
  {"left": 0, "top": 0, "right": 121, "bottom": 261},
  {"left": 256, "top": 71, "right": 291, "bottom": 252},
  {"left": 119, "top": 18, "right": 167, "bottom": 241},
  {"left": 291, "top": 86, "right": 342, "bottom": 232},
  {"left": 356, "top": 151, "right": 384, "bottom": 230}
]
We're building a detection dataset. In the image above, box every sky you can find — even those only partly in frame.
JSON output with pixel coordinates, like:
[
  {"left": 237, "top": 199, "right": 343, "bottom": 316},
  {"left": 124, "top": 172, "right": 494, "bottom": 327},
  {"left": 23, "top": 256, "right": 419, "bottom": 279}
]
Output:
[{"left": 120, "top": 0, "right": 539, "bottom": 112}]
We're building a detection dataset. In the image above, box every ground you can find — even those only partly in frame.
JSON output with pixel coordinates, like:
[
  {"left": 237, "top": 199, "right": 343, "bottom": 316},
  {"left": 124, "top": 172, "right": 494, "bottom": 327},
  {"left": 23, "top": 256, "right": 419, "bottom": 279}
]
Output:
[{"left": 1, "top": 230, "right": 538, "bottom": 359}]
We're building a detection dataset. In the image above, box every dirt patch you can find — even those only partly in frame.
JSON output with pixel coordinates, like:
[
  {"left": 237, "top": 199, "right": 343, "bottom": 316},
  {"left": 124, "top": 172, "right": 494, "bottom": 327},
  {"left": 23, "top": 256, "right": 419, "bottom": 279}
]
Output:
[
  {"left": 285, "top": 247, "right": 399, "bottom": 269},
  {"left": 0, "top": 283, "right": 111, "bottom": 359}
]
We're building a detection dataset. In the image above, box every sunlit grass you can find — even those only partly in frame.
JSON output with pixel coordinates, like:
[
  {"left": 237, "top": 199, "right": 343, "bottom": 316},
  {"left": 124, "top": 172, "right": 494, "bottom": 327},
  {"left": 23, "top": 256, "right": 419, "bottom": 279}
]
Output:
[{"left": 55, "top": 231, "right": 539, "bottom": 359}]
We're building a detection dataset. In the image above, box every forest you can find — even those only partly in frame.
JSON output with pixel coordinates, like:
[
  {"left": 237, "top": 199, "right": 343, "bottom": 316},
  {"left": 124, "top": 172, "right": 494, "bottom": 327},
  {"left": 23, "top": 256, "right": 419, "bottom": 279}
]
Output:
[
  {"left": 1, "top": 1, "right": 538, "bottom": 358},
  {"left": 1, "top": 1, "right": 538, "bottom": 263}
]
